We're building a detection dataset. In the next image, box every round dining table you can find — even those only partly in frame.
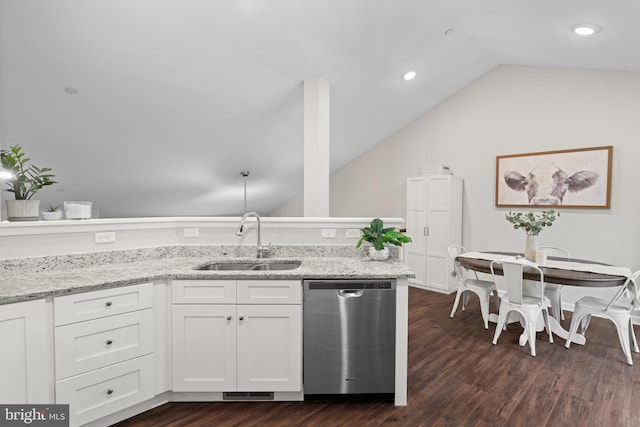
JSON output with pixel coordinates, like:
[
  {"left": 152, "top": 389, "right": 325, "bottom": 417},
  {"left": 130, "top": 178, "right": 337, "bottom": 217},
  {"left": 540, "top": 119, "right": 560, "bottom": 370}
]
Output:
[
  {"left": 457, "top": 251, "right": 628, "bottom": 287},
  {"left": 455, "top": 251, "right": 630, "bottom": 346}
]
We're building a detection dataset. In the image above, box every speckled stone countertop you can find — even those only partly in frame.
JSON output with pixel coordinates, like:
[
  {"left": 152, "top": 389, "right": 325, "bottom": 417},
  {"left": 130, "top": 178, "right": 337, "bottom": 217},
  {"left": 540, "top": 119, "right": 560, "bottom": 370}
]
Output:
[{"left": 0, "top": 245, "right": 414, "bottom": 305}]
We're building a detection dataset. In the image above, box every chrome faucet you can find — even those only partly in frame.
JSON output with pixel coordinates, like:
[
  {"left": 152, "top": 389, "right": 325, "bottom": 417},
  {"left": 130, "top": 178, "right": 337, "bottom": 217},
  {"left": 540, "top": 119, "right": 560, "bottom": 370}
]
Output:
[{"left": 236, "top": 211, "right": 270, "bottom": 258}]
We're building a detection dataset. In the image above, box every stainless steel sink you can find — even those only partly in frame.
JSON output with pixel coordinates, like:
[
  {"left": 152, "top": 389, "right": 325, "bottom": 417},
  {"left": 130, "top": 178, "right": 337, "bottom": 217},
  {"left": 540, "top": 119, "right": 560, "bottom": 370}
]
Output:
[{"left": 195, "top": 260, "right": 302, "bottom": 271}]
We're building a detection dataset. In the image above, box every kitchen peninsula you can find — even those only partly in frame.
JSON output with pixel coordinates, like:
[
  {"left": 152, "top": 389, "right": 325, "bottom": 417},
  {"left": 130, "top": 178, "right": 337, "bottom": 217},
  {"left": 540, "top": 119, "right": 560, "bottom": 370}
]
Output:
[{"left": 0, "top": 217, "right": 413, "bottom": 427}]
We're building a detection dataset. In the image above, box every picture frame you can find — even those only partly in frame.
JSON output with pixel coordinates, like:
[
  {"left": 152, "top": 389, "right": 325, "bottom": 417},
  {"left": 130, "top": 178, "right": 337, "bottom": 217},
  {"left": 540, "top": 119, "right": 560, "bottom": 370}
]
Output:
[{"left": 495, "top": 146, "right": 612, "bottom": 209}]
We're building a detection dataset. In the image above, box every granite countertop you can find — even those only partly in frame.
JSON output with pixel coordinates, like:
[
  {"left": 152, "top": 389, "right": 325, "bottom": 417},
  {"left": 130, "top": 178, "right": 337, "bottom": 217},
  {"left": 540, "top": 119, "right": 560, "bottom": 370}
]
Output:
[{"left": 0, "top": 245, "right": 415, "bottom": 305}]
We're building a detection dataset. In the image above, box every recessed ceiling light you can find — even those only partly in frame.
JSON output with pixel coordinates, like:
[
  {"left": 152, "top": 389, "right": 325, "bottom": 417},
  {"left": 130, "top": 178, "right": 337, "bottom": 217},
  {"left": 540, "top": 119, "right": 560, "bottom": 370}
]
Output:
[
  {"left": 571, "top": 24, "right": 600, "bottom": 36},
  {"left": 403, "top": 70, "right": 417, "bottom": 81}
]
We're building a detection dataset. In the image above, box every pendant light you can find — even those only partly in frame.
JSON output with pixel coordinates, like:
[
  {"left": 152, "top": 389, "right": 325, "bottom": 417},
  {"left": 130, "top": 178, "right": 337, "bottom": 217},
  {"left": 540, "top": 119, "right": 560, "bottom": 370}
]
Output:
[{"left": 240, "top": 170, "right": 250, "bottom": 213}]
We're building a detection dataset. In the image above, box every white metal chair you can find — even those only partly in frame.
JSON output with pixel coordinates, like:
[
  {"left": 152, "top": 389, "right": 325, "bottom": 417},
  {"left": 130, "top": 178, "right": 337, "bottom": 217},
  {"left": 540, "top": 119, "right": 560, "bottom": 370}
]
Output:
[
  {"left": 448, "top": 245, "right": 496, "bottom": 329},
  {"left": 490, "top": 258, "right": 553, "bottom": 357},
  {"left": 565, "top": 270, "right": 640, "bottom": 365},
  {"left": 538, "top": 246, "right": 571, "bottom": 320}
]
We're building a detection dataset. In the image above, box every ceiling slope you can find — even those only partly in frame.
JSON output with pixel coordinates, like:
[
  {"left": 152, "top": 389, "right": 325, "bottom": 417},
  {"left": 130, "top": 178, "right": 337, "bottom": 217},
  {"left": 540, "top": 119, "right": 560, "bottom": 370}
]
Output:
[{"left": 1, "top": 0, "right": 638, "bottom": 217}]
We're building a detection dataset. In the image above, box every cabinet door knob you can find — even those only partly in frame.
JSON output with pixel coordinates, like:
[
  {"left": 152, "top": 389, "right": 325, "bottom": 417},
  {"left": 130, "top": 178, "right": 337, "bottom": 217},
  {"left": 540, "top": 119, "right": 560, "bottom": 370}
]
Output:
[
  {"left": 106, "top": 388, "right": 114, "bottom": 395},
  {"left": 106, "top": 339, "right": 113, "bottom": 345},
  {"left": 238, "top": 315, "right": 244, "bottom": 321},
  {"left": 105, "top": 301, "right": 113, "bottom": 307},
  {"left": 226, "top": 315, "right": 232, "bottom": 321}
]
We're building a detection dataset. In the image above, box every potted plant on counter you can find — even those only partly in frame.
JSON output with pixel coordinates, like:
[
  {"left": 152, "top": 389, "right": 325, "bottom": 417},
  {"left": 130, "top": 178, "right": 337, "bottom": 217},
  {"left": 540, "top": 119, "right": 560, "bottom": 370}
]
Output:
[
  {"left": 505, "top": 210, "right": 559, "bottom": 261},
  {"left": 1, "top": 145, "right": 56, "bottom": 221},
  {"left": 41, "top": 204, "right": 63, "bottom": 221},
  {"left": 356, "top": 217, "right": 412, "bottom": 260}
]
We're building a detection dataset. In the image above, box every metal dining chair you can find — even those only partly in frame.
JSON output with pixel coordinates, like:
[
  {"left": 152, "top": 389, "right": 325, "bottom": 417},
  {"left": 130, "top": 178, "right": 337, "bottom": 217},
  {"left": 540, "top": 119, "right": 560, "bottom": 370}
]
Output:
[
  {"left": 448, "top": 245, "right": 497, "bottom": 329},
  {"left": 565, "top": 270, "right": 640, "bottom": 365},
  {"left": 490, "top": 258, "right": 553, "bottom": 357},
  {"left": 538, "top": 246, "right": 571, "bottom": 320}
]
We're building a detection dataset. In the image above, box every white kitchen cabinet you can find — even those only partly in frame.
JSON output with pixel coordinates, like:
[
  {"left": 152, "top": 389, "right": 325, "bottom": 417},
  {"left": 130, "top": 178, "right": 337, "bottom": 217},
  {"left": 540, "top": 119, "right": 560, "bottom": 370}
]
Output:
[
  {"left": 405, "top": 175, "right": 463, "bottom": 293},
  {"left": 0, "top": 298, "right": 53, "bottom": 404},
  {"left": 172, "top": 279, "right": 236, "bottom": 304},
  {"left": 53, "top": 283, "right": 154, "bottom": 427},
  {"left": 171, "top": 279, "right": 302, "bottom": 393},
  {"left": 56, "top": 354, "right": 154, "bottom": 427},
  {"left": 53, "top": 282, "right": 153, "bottom": 326},
  {"left": 172, "top": 304, "right": 237, "bottom": 391},
  {"left": 54, "top": 308, "right": 154, "bottom": 379},
  {"left": 236, "top": 304, "right": 301, "bottom": 391}
]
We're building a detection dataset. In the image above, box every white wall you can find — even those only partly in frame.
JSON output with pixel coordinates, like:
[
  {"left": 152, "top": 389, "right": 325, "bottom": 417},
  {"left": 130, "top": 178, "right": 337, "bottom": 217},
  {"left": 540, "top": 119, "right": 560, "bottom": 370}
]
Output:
[{"left": 318, "top": 65, "right": 640, "bottom": 273}]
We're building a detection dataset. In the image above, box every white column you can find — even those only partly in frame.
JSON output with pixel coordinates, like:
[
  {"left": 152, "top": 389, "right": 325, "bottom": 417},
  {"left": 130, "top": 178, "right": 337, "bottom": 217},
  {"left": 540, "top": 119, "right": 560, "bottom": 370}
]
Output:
[
  {"left": 303, "top": 77, "right": 330, "bottom": 217},
  {"left": 0, "top": 137, "right": 4, "bottom": 221}
]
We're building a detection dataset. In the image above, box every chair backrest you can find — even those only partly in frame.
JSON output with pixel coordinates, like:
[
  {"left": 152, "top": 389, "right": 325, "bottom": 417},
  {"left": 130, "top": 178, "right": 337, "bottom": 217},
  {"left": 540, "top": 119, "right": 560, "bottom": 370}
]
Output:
[
  {"left": 630, "top": 271, "right": 640, "bottom": 308},
  {"left": 447, "top": 245, "right": 479, "bottom": 281},
  {"left": 447, "top": 244, "right": 466, "bottom": 261},
  {"left": 490, "top": 258, "right": 545, "bottom": 305},
  {"left": 538, "top": 246, "right": 571, "bottom": 259},
  {"left": 605, "top": 270, "right": 640, "bottom": 312}
]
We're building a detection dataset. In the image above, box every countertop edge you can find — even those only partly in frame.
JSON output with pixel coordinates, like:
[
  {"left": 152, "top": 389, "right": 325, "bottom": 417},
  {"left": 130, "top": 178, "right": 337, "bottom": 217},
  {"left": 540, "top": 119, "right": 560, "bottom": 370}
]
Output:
[{"left": 0, "top": 256, "right": 415, "bottom": 305}]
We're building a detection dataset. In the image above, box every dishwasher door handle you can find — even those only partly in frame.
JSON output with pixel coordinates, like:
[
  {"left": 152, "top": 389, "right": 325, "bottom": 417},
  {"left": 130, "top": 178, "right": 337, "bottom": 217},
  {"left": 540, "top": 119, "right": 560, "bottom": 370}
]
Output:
[{"left": 337, "top": 289, "right": 364, "bottom": 298}]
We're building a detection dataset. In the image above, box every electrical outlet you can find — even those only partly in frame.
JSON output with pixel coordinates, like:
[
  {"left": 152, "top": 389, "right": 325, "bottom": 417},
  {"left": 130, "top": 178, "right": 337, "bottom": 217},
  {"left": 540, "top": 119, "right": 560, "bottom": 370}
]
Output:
[
  {"left": 94, "top": 232, "right": 116, "bottom": 244},
  {"left": 184, "top": 228, "right": 199, "bottom": 238},
  {"left": 345, "top": 229, "right": 361, "bottom": 238},
  {"left": 321, "top": 228, "right": 336, "bottom": 238}
]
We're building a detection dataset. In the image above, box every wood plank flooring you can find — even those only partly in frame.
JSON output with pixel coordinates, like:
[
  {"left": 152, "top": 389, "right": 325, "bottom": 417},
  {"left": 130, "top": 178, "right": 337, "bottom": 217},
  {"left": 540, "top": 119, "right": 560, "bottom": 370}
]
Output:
[{"left": 114, "top": 287, "right": 640, "bottom": 427}]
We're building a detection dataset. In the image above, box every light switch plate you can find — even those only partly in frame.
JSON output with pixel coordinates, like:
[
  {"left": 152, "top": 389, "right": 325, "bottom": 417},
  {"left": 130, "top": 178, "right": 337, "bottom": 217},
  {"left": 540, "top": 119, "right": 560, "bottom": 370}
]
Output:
[
  {"left": 345, "top": 229, "right": 361, "bottom": 238},
  {"left": 321, "top": 228, "right": 336, "bottom": 238},
  {"left": 94, "top": 232, "right": 116, "bottom": 243},
  {"left": 184, "top": 228, "right": 199, "bottom": 238}
]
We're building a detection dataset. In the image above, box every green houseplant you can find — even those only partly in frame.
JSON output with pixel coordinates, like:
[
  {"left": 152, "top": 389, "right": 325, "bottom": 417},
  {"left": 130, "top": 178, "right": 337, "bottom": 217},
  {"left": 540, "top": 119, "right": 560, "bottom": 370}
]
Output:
[
  {"left": 41, "top": 204, "right": 63, "bottom": 221},
  {"left": 1, "top": 145, "right": 56, "bottom": 221},
  {"left": 356, "top": 218, "right": 412, "bottom": 260},
  {"left": 505, "top": 210, "right": 559, "bottom": 261}
]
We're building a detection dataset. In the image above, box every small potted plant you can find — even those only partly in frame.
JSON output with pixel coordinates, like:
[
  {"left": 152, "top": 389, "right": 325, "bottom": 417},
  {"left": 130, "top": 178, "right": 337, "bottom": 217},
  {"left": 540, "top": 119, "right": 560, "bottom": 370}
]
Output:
[
  {"left": 356, "top": 217, "right": 412, "bottom": 260},
  {"left": 505, "top": 210, "right": 559, "bottom": 261},
  {"left": 0, "top": 145, "right": 56, "bottom": 221},
  {"left": 41, "top": 204, "right": 63, "bottom": 221}
]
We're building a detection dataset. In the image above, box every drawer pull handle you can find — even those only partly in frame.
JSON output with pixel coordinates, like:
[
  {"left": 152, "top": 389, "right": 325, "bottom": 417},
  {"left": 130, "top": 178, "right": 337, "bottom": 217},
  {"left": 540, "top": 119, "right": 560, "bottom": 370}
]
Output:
[
  {"left": 106, "top": 388, "right": 114, "bottom": 395},
  {"left": 238, "top": 315, "right": 244, "bottom": 321},
  {"left": 226, "top": 315, "right": 232, "bottom": 321},
  {"left": 105, "top": 301, "right": 113, "bottom": 307},
  {"left": 106, "top": 339, "right": 113, "bottom": 345}
]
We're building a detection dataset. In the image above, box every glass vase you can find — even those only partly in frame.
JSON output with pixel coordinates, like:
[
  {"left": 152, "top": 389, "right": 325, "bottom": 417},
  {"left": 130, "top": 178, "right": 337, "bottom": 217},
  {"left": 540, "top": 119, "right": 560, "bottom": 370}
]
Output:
[{"left": 525, "top": 234, "right": 539, "bottom": 262}]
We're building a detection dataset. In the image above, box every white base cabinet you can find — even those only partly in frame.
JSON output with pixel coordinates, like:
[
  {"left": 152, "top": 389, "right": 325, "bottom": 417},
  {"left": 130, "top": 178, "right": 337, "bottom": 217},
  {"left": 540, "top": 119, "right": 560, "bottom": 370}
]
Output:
[
  {"left": 0, "top": 272, "right": 407, "bottom": 426},
  {"left": 0, "top": 298, "right": 53, "bottom": 404},
  {"left": 56, "top": 354, "right": 154, "bottom": 427},
  {"left": 171, "top": 280, "right": 302, "bottom": 393},
  {"left": 53, "top": 283, "right": 155, "bottom": 427},
  {"left": 406, "top": 175, "right": 463, "bottom": 293},
  {"left": 236, "top": 304, "right": 301, "bottom": 392},
  {"left": 172, "top": 304, "right": 236, "bottom": 391}
]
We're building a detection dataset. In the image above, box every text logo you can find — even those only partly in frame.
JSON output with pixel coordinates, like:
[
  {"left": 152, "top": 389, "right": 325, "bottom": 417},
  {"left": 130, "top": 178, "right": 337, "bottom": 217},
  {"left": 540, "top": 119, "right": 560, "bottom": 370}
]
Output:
[{"left": 0, "top": 405, "right": 69, "bottom": 427}]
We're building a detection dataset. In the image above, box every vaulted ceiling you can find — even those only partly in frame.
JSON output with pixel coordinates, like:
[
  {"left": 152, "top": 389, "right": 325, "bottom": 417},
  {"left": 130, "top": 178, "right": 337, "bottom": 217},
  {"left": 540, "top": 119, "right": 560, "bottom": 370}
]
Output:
[{"left": 2, "top": 0, "right": 639, "bottom": 218}]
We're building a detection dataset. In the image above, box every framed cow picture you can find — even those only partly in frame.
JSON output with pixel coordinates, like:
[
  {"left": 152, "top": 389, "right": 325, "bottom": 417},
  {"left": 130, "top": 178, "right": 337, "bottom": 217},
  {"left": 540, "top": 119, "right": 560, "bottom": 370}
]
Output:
[{"left": 495, "top": 146, "right": 612, "bottom": 209}]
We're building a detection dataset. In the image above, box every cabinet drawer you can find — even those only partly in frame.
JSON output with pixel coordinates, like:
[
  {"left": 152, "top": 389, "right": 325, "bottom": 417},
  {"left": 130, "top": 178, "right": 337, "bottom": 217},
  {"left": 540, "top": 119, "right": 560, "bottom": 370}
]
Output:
[
  {"left": 56, "top": 354, "right": 154, "bottom": 427},
  {"left": 172, "top": 279, "right": 236, "bottom": 304},
  {"left": 54, "top": 283, "right": 153, "bottom": 326},
  {"left": 55, "top": 309, "right": 153, "bottom": 380},
  {"left": 236, "top": 280, "right": 301, "bottom": 304}
]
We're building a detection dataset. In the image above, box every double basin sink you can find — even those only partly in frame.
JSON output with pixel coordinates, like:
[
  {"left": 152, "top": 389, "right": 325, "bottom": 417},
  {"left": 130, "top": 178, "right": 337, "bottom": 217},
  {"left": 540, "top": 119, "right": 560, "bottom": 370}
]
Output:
[{"left": 195, "top": 260, "right": 302, "bottom": 271}]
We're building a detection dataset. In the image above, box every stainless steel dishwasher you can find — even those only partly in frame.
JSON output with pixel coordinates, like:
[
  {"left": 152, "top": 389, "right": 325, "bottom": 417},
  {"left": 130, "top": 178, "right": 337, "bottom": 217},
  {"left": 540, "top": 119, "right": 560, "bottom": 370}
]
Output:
[{"left": 303, "top": 279, "right": 396, "bottom": 395}]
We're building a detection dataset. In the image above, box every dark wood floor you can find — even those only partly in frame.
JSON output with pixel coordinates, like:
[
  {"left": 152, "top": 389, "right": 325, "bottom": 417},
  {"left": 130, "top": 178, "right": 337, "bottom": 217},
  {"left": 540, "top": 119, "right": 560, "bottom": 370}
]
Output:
[{"left": 114, "top": 287, "right": 640, "bottom": 427}]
